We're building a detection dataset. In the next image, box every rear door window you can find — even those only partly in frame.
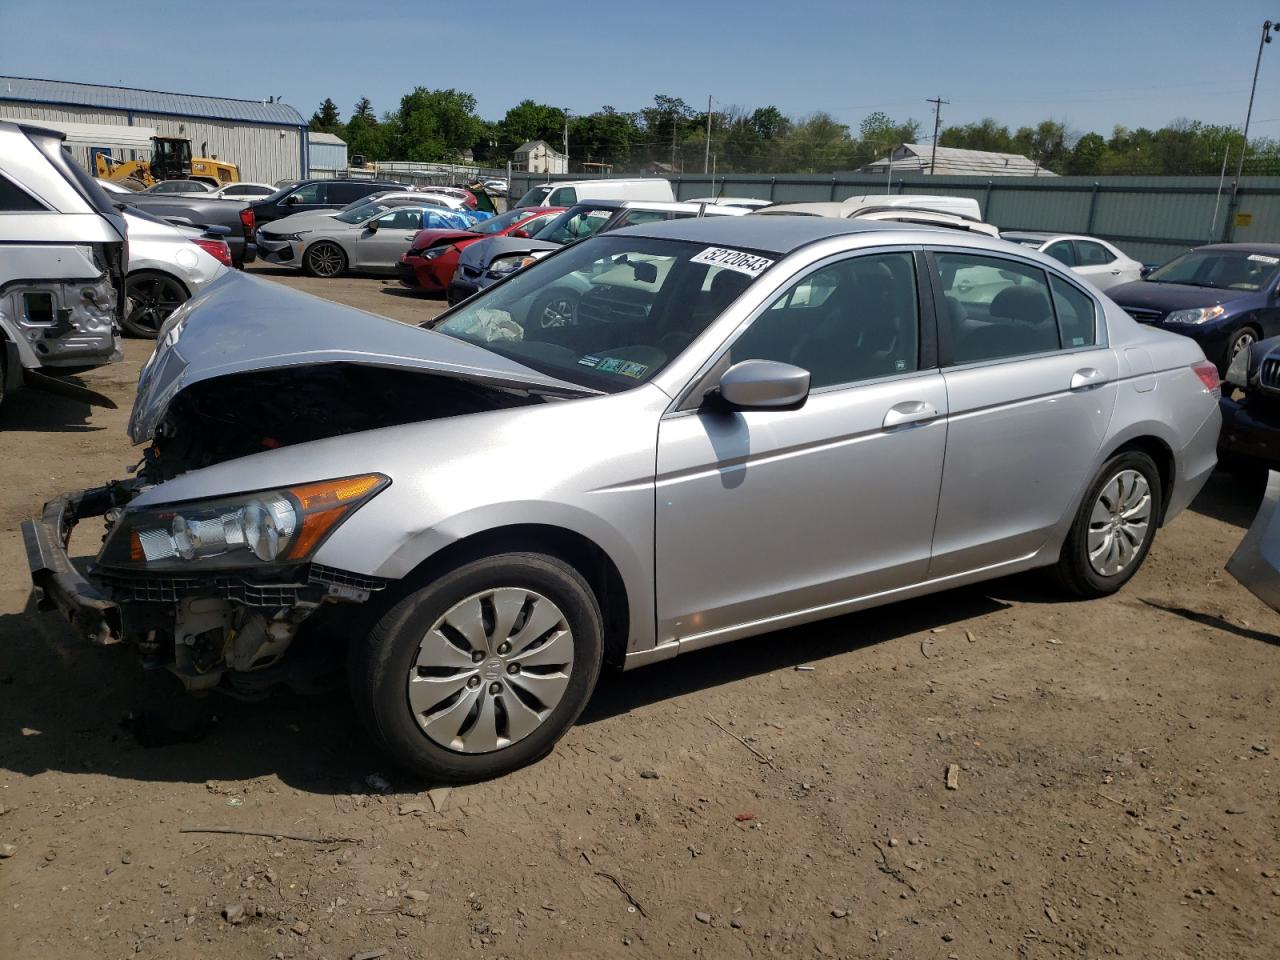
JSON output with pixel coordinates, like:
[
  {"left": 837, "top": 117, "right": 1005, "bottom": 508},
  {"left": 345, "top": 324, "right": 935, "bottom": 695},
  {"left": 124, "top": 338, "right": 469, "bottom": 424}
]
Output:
[
  {"left": 327, "top": 182, "right": 373, "bottom": 205},
  {"left": 1074, "top": 240, "right": 1115, "bottom": 265},
  {"left": 935, "top": 252, "right": 1060, "bottom": 363},
  {"left": 1050, "top": 275, "right": 1097, "bottom": 347}
]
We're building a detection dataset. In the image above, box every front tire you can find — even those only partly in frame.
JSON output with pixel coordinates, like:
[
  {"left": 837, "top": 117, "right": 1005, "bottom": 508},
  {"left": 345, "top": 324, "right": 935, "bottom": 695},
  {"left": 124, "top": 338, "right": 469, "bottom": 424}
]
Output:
[
  {"left": 1222, "top": 326, "right": 1259, "bottom": 376},
  {"left": 1053, "top": 451, "right": 1162, "bottom": 597},
  {"left": 303, "top": 241, "right": 347, "bottom": 278},
  {"left": 349, "top": 552, "right": 604, "bottom": 783}
]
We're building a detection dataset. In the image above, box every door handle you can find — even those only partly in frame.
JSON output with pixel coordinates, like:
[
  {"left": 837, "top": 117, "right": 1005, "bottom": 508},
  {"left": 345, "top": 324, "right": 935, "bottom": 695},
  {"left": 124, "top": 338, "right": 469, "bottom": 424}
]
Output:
[
  {"left": 1070, "top": 367, "right": 1108, "bottom": 390},
  {"left": 883, "top": 400, "right": 940, "bottom": 429},
  {"left": 1110, "top": 269, "right": 1121, "bottom": 275}
]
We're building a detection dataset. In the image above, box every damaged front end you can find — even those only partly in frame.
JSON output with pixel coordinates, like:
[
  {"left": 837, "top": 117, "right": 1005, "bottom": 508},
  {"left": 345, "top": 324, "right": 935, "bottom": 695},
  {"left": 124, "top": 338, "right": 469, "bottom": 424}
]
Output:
[
  {"left": 23, "top": 474, "right": 390, "bottom": 696},
  {"left": 1227, "top": 470, "right": 1280, "bottom": 615},
  {"left": 23, "top": 270, "right": 591, "bottom": 699}
]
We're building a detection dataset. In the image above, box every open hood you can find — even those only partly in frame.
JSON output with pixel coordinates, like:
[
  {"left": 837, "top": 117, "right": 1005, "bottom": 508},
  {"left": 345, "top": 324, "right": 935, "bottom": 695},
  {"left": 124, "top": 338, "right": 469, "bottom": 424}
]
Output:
[{"left": 128, "top": 270, "right": 597, "bottom": 445}]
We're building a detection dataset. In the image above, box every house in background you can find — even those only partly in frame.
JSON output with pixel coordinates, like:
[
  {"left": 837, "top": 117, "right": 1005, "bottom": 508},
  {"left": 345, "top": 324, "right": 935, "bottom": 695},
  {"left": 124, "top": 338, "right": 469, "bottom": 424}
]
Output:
[
  {"left": 514, "top": 139, "right": 567, "bottom": 175},
  {"left": 863, "top": 143, "right": 1055, "bottom": 177}
]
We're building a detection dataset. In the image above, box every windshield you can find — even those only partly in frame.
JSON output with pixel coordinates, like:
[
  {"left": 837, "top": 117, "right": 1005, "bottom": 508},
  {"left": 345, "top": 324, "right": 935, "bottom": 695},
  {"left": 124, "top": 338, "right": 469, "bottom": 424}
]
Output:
[
  {"left": 532, "top": 206, "right": 616, "bottom": 245},
  {"left": 429, "top": 235, "right": 775, "bottom": 392},
  {"left": 468, "top": 208, "right": 538, "bottom": 236},
  {"left": 1146, "top": 249, "right": 1280, "bottom": 292},
  {"left": 515, "top": 185, "right": 553, "bottom": 208},
  {"left": 334, "top": 202, "right": 395, "bottom": 224}
]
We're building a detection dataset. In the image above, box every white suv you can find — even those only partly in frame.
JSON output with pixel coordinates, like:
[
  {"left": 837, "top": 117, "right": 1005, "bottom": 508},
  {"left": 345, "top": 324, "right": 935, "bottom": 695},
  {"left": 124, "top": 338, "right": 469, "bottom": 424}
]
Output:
[{"left": 0, "top": 122, "right": 126, "bottom": 410}]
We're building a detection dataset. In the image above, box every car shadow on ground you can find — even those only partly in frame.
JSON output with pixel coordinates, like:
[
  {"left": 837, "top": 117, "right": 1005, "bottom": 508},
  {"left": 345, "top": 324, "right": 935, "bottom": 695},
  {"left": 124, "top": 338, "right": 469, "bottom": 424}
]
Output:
[
  {"left": 0, "top": 578, "right": 1028, "bottom": 793},
  {"left": 380, "top": 286, "right": 440, "bottom": 302},
  {"left": 1139, "top": 598, "right": 1279, "bottom": 647},
  {"left": 0, "top": 383, "right": 102, "bottom": 433},
  {"left": 1189, "top": 467, "right": 1266, "bottom": 529}
]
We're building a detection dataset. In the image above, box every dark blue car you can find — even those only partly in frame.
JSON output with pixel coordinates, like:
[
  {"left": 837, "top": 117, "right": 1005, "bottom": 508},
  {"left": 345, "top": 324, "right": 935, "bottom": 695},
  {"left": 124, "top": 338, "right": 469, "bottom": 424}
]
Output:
[{"left": 1108, "top": 243, "right": 1280, "bottom": 374}]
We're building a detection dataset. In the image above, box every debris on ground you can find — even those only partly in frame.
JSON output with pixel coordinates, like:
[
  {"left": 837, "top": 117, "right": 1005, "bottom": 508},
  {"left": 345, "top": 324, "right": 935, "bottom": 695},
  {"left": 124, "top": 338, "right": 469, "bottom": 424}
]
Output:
[{"left": 945, "top": 764, "right": 960, "bottom": 790}]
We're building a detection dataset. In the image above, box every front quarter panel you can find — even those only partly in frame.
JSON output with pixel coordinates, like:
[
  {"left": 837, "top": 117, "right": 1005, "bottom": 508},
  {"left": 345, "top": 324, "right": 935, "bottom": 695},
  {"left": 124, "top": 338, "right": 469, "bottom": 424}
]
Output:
[{"left": 129, "top": 384, "right": 669, "bottom": 654}]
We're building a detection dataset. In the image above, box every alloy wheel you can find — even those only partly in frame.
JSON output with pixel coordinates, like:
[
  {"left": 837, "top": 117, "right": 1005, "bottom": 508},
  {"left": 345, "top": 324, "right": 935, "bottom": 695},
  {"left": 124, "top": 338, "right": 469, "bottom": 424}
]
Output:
[
  {"left": 307, "top": 243, "right": 345, "bottom": 278},
  {"left": 1231, "top": 330, "right": 1256, "bottom": 360},
  {"left": 124, "top": 274, "right": 186, "bottom": 336},
  {"left": 1087, "top": 469, "right": 1152, "bottom": 576},
  {"left": 408, "top": 588, "right": 574, "bottom": 754}
]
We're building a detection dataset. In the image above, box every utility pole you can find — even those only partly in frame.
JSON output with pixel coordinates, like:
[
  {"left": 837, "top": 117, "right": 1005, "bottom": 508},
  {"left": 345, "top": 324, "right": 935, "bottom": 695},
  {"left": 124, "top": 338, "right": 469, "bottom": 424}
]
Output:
[
  {"left": 563, "top": 110, "right": 571, "bottom": 173},
  {"left": 1227, "top": 19, "right": 1275, "bottom": 241},
  {"left": 926, "top": 96, "right": 949, "bottom": 174},
  {"left": 704, "top": 94, "right": 713, "bottom": 174},
  {"left": 671, "top": 111, "right": 678, "bottom": 172}
]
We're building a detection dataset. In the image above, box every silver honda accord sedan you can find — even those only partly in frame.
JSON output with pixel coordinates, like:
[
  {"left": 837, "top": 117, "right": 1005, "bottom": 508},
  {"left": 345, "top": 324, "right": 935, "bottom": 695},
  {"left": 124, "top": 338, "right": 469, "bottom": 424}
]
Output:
[{"left": 23, "top": 216, "right": 1221, "bottom": 782}]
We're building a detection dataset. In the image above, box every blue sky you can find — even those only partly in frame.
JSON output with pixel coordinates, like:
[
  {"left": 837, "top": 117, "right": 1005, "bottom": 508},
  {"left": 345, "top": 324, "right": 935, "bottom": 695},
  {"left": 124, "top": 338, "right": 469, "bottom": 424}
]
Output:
[{"left": 3, "top": 0, "right": 1279, "bottom": 138}]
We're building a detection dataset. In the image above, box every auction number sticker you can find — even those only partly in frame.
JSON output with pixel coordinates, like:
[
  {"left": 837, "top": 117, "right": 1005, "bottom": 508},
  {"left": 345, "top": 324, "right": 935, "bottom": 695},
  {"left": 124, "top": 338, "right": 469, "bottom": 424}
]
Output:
[
  {"left": 1248, "top": 254, "right": 1279, "bottom": 264},
  {"left": 691, "top": 247, "right": 775, "bottom": 277}
]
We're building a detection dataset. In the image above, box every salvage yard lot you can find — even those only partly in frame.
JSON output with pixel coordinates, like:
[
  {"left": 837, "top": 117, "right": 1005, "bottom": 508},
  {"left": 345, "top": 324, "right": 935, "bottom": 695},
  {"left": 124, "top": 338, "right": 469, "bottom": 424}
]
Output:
[{"left": 1, "top": 267, "right": 1278, "bottom": 960}]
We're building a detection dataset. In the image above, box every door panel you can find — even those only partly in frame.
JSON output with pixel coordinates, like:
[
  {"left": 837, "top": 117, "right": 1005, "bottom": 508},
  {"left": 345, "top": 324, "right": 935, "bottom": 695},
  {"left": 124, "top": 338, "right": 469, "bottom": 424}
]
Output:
[
  {"left": 655, "top": 374, "right": 948, "bottom": 643},
  {"left": 930, "top": 353, "right": 1116, "bottom": 576}
]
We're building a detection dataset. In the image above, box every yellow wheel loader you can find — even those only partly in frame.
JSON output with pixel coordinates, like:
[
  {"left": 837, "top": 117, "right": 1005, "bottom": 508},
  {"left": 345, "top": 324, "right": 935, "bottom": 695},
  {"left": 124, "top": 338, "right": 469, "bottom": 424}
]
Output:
[{"left": 95, "top": 136, "right": 239, "bottom": 190}]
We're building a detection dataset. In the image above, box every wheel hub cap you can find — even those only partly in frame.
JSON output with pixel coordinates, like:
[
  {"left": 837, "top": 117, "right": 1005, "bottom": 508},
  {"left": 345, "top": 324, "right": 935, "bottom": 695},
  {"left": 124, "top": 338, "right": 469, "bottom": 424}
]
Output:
[
  {"left": 408, "top": 588, "right": 574, "bottom": 754},
  {"left": 1087, "top": 469, "right": 1152, "bottom": 577}
]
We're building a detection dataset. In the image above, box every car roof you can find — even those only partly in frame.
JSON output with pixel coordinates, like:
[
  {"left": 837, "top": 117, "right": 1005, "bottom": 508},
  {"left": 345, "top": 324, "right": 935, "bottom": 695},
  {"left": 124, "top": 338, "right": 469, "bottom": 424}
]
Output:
[
  {"left": 618, "top": 215, "right": 905, "bottom": 254},
  {"left": 1196, "top": 242, "right": 1280, "bottom": 255}
]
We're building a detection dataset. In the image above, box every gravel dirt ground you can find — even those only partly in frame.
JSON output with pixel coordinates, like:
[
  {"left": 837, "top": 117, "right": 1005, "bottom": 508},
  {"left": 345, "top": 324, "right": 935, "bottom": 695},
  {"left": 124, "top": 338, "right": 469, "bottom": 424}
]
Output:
[{"left": 1, "top": 266, "right": 1277, "bottom": 960}]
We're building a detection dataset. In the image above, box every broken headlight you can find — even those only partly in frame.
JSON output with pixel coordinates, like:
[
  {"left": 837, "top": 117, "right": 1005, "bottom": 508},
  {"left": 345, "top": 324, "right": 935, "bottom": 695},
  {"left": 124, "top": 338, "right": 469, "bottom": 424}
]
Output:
[{"left": 99, "top": 474, "right": 389, "bottom": 571}]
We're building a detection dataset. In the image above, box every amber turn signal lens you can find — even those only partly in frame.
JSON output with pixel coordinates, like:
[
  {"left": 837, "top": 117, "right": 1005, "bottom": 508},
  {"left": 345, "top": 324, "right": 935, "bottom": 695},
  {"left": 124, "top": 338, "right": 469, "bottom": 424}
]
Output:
[{"left": 283, "top": 474, "right": 388, "bottom": 560}]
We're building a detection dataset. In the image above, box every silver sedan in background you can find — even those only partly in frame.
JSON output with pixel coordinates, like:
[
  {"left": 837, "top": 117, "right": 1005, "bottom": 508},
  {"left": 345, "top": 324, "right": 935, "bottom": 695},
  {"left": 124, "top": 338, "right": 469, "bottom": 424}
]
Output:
[
  {"left": 26, "top": 217, "right": 1220, "bottom": 783},
  {"left": 257, "top": 203, "right": 481, "bottom": 277}
]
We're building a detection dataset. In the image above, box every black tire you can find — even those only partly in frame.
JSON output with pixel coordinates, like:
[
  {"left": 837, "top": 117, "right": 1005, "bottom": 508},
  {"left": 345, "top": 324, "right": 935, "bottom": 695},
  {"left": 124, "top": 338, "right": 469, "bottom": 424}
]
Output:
[
  {"left": 529, "top": 287, "right": 580, "bottom": 328},
  {"left": 1222, "top": 326, "right": 1260, "bottom": 376},
  {"left": 1052, "top": 451, "right": 1163, "bottom": 598},
  {"left": 303, "top": 241, "right": 347, "bottom": 278},
  {"left": 349, "top": 552, "right": 604, "bottom": 783},
  {"left": 122, "top": 271, "right": 189, "bottom": 339}
]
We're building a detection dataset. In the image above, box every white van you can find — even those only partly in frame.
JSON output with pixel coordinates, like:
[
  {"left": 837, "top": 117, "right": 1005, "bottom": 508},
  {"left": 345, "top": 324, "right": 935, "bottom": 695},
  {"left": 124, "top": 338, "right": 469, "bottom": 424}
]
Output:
[
  {"left": 759, "top": 193, "right": 983, "bottom": 221},
  {"left": 514, "top": 178, "right": 675, "bottom": 209}
]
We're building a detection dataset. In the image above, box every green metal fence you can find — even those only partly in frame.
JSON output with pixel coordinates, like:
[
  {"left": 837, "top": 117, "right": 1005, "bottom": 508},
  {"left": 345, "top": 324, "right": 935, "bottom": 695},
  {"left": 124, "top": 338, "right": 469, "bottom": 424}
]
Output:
[{"left": 508, "top": 170, "right": 1280, "bottom": 265}]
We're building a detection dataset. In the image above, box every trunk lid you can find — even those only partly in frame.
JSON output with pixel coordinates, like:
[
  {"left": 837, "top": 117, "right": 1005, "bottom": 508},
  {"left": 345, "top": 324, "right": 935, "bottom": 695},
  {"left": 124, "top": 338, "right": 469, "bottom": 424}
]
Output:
[{"left": 129, "top": 270, "right": 597, "bottom": 444}]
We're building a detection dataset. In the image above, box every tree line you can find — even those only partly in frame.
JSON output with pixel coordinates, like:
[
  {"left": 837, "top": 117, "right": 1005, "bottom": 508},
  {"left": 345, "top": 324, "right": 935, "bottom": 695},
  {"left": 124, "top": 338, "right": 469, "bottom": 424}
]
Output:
[{"left": 308, "top": 92, "right": 1280, "bottom": 177}]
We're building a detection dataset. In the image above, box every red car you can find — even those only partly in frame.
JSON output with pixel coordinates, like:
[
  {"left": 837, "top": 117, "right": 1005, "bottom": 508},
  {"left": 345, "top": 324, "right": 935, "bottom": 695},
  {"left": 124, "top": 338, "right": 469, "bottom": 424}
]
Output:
[{"left": 398, "top": 206, "right": 565, "bottom": 295}]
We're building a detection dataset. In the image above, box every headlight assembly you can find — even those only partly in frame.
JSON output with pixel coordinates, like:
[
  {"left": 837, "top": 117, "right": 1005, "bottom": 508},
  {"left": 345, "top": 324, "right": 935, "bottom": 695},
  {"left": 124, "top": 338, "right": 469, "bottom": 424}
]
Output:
[
  {"left": 99, "top": 473, "right": 388, "bottom": 571},
  {"left": 419, "top": 245, "right": 454, "bottom": 260},
  {"left": 486, "top": 255, "right": 535, "bottom": 279},
  {"left": 273, "top": 231, "right": 311, "bottom": 242},
  {"left": 1164, "top": 305, "right": 1226, "bottom": 325}
]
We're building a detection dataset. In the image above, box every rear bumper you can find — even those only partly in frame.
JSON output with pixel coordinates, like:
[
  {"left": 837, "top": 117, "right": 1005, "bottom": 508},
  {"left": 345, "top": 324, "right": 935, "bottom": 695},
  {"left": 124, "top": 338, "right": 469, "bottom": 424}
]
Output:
[
  {"left": 1218, "top": 394, "right": 1280, "bottom": 469},
  {"left": 1165, "top": 400, "right": 1221, "bottom": 523}
]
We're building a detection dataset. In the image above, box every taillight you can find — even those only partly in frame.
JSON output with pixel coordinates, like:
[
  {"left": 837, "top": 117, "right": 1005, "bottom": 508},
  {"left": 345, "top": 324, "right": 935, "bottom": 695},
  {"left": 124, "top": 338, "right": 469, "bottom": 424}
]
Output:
[
  {"left": 191, "top": 237, "right": 232, "bottom": 267},
  {"left": 1192, "top": 360, "right": 1220, "bottom": 394},
  {"left": 239, "top": 206, "right": 255, "bottom": 235}
]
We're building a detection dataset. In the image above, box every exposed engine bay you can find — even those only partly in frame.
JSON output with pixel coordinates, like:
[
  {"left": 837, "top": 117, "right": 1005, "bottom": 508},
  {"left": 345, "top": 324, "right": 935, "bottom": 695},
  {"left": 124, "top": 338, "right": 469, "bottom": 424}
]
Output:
[{"left": 141, "top": 363, "right": 544, "bottom": 481}]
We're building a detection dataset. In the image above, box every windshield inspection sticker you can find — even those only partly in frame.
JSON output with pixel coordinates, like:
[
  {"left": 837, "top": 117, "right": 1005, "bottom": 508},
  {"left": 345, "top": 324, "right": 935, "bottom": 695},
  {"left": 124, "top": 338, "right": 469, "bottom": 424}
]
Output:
[
  {"left": 1248, "top": 254, "right": 1280, "bottom": 264},
  {"left": 690, "top": 246, "right": 775, "bottom": 277}
]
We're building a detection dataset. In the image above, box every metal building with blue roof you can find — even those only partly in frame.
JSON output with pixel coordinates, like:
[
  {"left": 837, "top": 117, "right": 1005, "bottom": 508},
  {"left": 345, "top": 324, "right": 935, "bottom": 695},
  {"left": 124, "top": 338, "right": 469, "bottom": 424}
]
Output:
[{"left": 0, "top": 76, "right": 309, "bottom": 184}]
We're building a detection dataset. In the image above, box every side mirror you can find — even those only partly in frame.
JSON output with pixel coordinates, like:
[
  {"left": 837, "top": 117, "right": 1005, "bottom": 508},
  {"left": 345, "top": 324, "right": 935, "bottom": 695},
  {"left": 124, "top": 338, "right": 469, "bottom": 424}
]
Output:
[
  {"left": 366, "top": 219, "right": 380, "bottom": 232},
  {"left": 284, "top": 194, "right": 300, "bottom": 206},
  {"left": 711, "top": 359, "right": 810, "bottom": 411},
  {"left": 510, "top": 228, "right": 529, "bottom": 239}
]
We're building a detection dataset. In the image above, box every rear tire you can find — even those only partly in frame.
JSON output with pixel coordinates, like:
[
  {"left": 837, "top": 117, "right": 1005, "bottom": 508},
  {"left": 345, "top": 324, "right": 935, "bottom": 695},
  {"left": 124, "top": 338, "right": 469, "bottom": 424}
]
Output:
[
  {"left": 349, "top": 552, "right": 603, "bottom": 783},
  {"left": 1052, "top": 451, "right": 1162, "bottom": 597},
  {"left": 122, "top": 271, "right": 189, "bottom": 339},
  {"left": 303, "top": 241, "right": 347, "bottom": 278}
]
